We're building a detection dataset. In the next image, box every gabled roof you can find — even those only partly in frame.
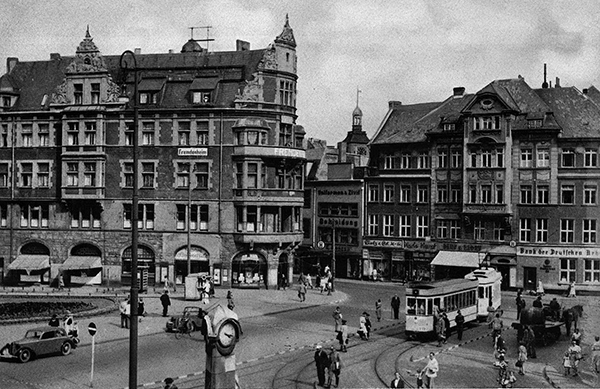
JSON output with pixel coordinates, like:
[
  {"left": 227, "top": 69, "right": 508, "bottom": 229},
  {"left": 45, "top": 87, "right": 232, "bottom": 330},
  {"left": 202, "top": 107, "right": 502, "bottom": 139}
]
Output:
[
  {"left": 417, "top": 93, "right": 474, "bottom": 134},
  {"left": 535, "top": 86, "right": 600, "bottom": 138},
  {"left": 370, "top": 102, "right": 441, "bottom": 144}
]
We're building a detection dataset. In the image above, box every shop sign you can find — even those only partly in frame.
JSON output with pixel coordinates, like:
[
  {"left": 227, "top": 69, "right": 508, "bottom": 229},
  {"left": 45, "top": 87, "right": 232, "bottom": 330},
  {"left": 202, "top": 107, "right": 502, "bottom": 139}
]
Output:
[
  {"left": 363, "top": 239, "right": 404, "bottom": 248},
  {"left": 319, "top": 218, "right": 359, "bottom": 228},
  {"left": 518, "top": 246, "right": 600, "bottom": 259},
  {"left": 178, "top": 147, "right": 208, "bottom": 157},
  {"left": 362, "top": 249, "right": 369, "bottom": 259},
  {"left": 317, "top": 189, "right": 361, "bottom": 196},
  {"left": 404, "top": 240, "right": 438, "bottom": 252}
]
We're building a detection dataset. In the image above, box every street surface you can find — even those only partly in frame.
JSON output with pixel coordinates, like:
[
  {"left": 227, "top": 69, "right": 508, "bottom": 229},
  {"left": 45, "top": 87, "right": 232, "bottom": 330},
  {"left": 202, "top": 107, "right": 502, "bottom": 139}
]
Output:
[{"left": 0, "top": 280, "right": 598, "bottom": 388}]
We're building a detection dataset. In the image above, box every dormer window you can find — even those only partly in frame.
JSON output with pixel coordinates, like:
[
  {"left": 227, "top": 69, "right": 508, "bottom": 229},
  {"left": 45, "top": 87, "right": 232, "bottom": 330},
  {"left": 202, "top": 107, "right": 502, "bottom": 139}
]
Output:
[
  {"left": 443, "top": 123, "right": 455, "bottom": 132},
  {"left": 528, "top": 119, "right": 542, "bottom": 128},
  {"left": 189, "top": 77, "right": 219, "bottom": 105},
  {"left": 137, "top": 78, "right": 165, "bottom": 106},
  {"left": 74, "top": 84, "right": 83, "bottom": 105},
  {"left": 2, "top": 96, "right": 11, "bottom": 107},
  {"left": 474, "top": 116, "right": 500, "bottom": 130},
  {"left": 139, "top": 92, "right": 158, "bottom": 105}
]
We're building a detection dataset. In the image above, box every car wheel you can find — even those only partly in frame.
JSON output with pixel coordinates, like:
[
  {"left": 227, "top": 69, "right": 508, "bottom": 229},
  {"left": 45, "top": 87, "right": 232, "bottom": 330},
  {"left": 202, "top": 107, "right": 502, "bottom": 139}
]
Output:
[
  {"left": 18, "top": 349, "right": 31, "bottom": 363},
  {"left": 61, "top": 342, "right": 72, "bottom": 356}
]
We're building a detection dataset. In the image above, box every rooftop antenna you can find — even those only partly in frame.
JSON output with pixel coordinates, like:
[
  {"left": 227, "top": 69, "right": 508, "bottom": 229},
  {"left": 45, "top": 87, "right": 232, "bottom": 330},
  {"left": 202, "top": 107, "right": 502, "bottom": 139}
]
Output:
[{"left": 189, "top": 26, "right": 215, "bottom": 51}]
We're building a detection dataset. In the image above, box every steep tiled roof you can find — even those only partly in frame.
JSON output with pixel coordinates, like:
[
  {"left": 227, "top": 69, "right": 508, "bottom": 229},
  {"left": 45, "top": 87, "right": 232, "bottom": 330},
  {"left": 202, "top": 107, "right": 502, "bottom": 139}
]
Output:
[
  {"left": 535, "top": 86, "right": 600, "bottom": 138},
  {"left": 371, "top": 102, "right": 441, "bottom": 144},
  {"left": 5, "top": 49, "right": 267, "bottom": 111},
  {"left": 417, "top": 93, "right": 474, "bottom": 134}
]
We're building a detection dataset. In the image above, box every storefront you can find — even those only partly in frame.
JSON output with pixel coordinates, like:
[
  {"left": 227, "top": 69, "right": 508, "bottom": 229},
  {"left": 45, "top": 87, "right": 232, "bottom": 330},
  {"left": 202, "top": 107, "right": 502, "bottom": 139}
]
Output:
[
  {"left": 8, "top": 254, "right": 50, "bottom": 284},
  {"left": 232, "top": 252, "right": 267, "bottom": 289},
  {"left": 61, "top": 244, "right": 103, "bottom": 286},
  {"left": 174, "top": 246, "right": 210, "bottom": 284}
]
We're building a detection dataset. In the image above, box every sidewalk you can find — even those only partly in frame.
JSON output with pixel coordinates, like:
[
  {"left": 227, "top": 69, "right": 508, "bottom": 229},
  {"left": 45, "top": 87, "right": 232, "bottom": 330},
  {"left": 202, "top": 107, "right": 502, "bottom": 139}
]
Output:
[{"left": 0, "top": 283, "right": 348, "bottom": 350}]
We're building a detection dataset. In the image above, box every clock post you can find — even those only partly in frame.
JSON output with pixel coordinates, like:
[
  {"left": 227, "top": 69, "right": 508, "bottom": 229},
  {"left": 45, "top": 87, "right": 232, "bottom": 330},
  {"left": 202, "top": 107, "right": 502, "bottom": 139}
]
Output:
[{"left": 203, "top": 304, "right": 242, "bottom": 389}]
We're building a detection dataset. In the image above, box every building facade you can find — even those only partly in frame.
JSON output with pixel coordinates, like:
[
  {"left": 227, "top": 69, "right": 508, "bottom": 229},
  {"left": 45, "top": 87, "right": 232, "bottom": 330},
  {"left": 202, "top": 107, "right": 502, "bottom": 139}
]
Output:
[
  {"left": 366, "top": 77, "right": 600, "bottom": 293},
  {"left": 0, "top": 17, "right": 305, "bottom": 289}
]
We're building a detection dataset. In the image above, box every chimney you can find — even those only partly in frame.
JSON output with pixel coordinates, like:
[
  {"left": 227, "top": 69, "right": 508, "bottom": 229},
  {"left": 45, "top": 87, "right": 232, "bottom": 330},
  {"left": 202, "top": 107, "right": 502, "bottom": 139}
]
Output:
[
  {"left": 542, "top": 63, "right": 548, "bottom": 88},
  {"left": 236, "top": 40, "right": 250, "bottom": 51},
  {"left": 50, "top": 53, "right": 61, "bottom": 60},
  {"left": 168, "top": 49, "right": 173, "bottom": 54},
  {"left": 453, "top": 87, "right": 465, "bottom": 98},
  {"left": 134, "top": 48, "right": 141, "bottom": 55},
  {"left": 583, "top": 88, "right": 589, "bottom": 95},
  {"left": 7, "top": 57, "right": 18, "bottom": 73},
  {"left": 555, "top": 77, "right": 561, "bottom": 88},
  {"left": 389, "top": 101, "right": 402, "bottom": 110}
]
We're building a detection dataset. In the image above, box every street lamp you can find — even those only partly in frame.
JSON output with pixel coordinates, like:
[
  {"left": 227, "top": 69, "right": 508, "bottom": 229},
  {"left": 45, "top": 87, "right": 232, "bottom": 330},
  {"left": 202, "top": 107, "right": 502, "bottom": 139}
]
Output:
[{"left": 120, "top": 50, "right": 139, "bottom": 389}]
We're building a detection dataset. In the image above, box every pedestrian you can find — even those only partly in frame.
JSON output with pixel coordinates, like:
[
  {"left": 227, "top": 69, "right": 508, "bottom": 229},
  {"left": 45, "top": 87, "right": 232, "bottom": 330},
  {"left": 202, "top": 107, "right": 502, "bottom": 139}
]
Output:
[
  {"left": 532, "top": 295, "right": 542, "bottom": 308},
  {"left": 491, "top": 313, "right": 503, "bottom": 340},
  {"left": 58, "top": 273, "right": 65, "bottom": 290},
  {"left": 316, "top": 273, "right": 322, "bottom": 289},
  {"left": 568, "top": 339, "right": 582, "bottom": 376},
  {"left": 365, "top": 312, "right": 372, "bottom": 339},
  {"left": 435, "top": 314, "right": 446, "bottom": 347},
  {"left": 298, "top": 281, "right": 307, "bottom": 302},
  {"left": 327, "top": 346, "right": 342, "bottom": 388},
  {"left": 390, "top": 371, "right": 405, "bottom": 388},
  {"left": 160, "top": 290, "right": 171, "bottom": 317},
  {"left": 571, "top": 328, "right": 582, "bottom": 345},
  {"left": 332, "top": 306, "right": 343, "bottom": 334},
  {"left": 163, "top": 377, "right": 178, "bottom": 389},
  {"left": 375, "top": 299, "right": 383, "bottom": 322},
  {"left": 568, "top": 281, "right": 577, "bottom": 298},
  {"left": 442, "top": 313, "right": 451, "bottom": 342},
  {"left": 138, "top": 297, "right": 145, "bottom": 322},
  {"left": 515, "top": 290, "right": 525, "bottom": 320},
  {"left": 549, "top": 298, "right": 561, "bottom": 321},
  {"left": 163, "top": 275, "right": 170, "bottom": 293},
  {"left": 391, "top": 294, "right": 401, "bottom": 320},
  {"left": 591, "top": 335, "right": 600, "bottom": 385},
  {"left": 124, "top": 299, "right": 131, "bottom": 329},
  {"left": 563, "top": 351, "right": 572, "bottom": 376},
  {"left": 516, "top": 341, "right": 527, "bottom": 375},
  {"left": 314, "top": 345, "right": 329, "bottom": 387},
  {"left": 339, "top": 319, "right": 348, "bottom": 352},
  {"left": 202, "top": 277, "right": 211, "bottom": 304},
  {"left": 523, "top": 325, "right": 536, "bottom": 359},
  {"left": 455, "top": 310, "right": 465, "bottom": 340},
  {"left": 327, "top": 273, "right": 333, "bottom": 296},
  {"left": 120, "top": 298, "right": 129, "bottom": 328},
  {"left": 536, "top": 280, "right": 544, "bottom": 296},
  {"left": 48, "top": 314, "right": 60, "bottom": 327},
  {"left": 421, "top": 352, "right": 438, "bottom": 389},
  {"left": 306, "top": 273, "right": 313, "bottom": 289},
  {"left": 358, "top": 312, "right": 369, "bottom": 340},
  {"left": 486, "top": 302, "right": 496, "bottom": 324},
  {"left": 227, "top": 290, "right": 235, "bottom": 311}
]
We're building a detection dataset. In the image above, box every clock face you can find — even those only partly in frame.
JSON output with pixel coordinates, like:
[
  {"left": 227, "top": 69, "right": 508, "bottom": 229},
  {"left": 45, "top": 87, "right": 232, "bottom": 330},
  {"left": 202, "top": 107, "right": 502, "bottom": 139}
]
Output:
[{"left": 216, "top": 320, "right": 238, "bottom": 355}]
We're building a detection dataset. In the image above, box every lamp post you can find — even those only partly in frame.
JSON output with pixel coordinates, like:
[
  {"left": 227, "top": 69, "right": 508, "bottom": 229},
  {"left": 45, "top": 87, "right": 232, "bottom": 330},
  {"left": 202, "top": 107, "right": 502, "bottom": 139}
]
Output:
[{"left": 120, "top": 50, "right": 139, "bottom": 389}]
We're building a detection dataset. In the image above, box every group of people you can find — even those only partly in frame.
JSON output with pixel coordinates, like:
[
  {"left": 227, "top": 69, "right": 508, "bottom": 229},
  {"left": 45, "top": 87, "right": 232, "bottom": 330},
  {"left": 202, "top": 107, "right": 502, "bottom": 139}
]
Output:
[
  {"left": 119, "top": 297, "right": 147, "bottom": 327},
  {"left": 48, "top": 310, "right": 78, "bottom": 337},
  {"left": 314, "top": 345, "right": 342, "bottom": 388}
]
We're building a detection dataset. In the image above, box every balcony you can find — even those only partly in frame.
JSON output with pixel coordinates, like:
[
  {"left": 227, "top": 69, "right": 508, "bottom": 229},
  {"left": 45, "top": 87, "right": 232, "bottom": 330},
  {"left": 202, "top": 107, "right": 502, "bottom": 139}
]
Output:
[
  {"left": 61, "top": 186, "right": 105, "bottom": 199},
  {"left": 233, "top": 145, "right": 305, "bottom": 159},
  {"left": 233, "top": 188, "right": 304, "bottom": 202},
  {"left": 462, "top": 203, "right": 510, "bottom": 215}
]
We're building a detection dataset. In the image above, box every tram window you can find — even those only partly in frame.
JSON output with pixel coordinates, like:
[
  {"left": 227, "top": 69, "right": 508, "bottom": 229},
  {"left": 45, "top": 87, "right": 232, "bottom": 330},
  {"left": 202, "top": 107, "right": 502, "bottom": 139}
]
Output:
[
  {"left": 451, "top": 295, "right": 457, "bottom": 311},
  {"left": 417, "top": 299, "right": 426, "bottom": 315},
  {"left": 478, "top": 286, "right": 484, "bottom": 299},
  {"left": 427, "top": 299, "right": 432, "bottom": 315},
  {"left": 407, "top": 298, "right": 416, "bottom": 314}
]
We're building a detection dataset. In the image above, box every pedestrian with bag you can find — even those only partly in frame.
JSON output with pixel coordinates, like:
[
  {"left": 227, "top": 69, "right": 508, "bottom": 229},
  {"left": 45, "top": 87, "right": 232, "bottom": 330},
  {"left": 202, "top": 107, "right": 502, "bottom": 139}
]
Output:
[
  {"left": 421, "top": 352, "right": 439, "bottom": 389},
  {"left": 435, "top": 314, "right": 446, "bottom": 347},
  {"left": 391, "top": 294, "right": 401, "bottom": 320},
  {"left": 455, "top": 310, "right": 465, "bottom": 340},
  {"left": 327, "top": 346, "right": 342, "bottom": 388}
]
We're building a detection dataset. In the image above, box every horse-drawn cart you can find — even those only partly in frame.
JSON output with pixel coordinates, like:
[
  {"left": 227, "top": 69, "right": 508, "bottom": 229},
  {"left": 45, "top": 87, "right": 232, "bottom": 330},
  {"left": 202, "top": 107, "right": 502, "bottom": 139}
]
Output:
[{"left": 512, "top": 306, "right": 564, "bottom": 346}]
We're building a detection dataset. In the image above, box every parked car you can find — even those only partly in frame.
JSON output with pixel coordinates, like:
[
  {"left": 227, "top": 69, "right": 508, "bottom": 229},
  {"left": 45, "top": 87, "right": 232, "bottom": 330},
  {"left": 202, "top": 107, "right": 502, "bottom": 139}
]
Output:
[
  {"left": 0, "top": 326, "right": 79, "bottom": 363},
  {"left": 166, "top": 306, "right": 205, "bottom": 332}
]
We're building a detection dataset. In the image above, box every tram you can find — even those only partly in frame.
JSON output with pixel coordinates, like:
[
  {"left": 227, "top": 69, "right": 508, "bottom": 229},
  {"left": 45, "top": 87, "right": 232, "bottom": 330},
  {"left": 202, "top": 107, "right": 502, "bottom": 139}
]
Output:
[
  {"left": 464, "top": 267, "right": 502, "bottom": 321},
  {"left": 405, "top": 268, "right": 502, "bottom": 339}
]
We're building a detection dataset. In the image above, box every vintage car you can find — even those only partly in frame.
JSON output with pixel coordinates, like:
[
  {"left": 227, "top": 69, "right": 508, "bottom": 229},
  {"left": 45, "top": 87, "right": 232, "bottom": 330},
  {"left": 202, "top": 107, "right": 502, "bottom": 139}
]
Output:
[
  {"left": 0, "top": 326, "right": 79, "bottom": 363},
  {"left": 166, "top": 306, "right": 205, "bottom": 332}
]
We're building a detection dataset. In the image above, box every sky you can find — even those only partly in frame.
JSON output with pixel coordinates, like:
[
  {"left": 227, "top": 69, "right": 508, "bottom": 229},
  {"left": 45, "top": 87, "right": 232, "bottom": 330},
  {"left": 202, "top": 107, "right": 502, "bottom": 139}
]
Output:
[{"left": 2, "top": 0, "right": 600, "bottom": 145}]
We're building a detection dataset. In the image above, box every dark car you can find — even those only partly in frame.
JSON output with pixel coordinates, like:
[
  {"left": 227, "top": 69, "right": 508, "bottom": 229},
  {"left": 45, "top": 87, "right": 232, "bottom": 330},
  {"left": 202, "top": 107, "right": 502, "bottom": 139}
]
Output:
[
  {"left": 0, "top": 326, "right": 79, "bottom": 363},
  {"left": 166, "top": 306, "right": 205, "bottom": 332}
]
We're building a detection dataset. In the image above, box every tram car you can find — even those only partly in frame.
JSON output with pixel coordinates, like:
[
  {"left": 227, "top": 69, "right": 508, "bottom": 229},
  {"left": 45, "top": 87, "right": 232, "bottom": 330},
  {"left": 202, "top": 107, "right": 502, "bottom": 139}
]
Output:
[
  {"left": 405, "top": 268, "right": 502, "bottom": 339},
  {"left": 464, "top": 268, "right": 502, "bottom": 321}
]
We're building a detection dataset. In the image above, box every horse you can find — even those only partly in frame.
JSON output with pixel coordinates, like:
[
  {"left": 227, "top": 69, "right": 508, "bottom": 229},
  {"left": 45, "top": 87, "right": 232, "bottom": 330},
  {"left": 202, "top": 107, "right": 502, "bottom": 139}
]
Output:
[{"left": 562, "top": 305, "right": 584, "bottom": 336}]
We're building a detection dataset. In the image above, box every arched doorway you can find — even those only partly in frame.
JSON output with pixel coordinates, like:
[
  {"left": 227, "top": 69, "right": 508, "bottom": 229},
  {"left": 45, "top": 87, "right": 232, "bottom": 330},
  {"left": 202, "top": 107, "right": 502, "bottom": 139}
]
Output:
[
  {"left": 8, "top": 242, "right": 50, "bottom": 284},
  {"left": 278, "top": 252, "right": 289, "bottom": 288},
  {"left": 122, "top": 245, "right": 156, "bottom": 286},
  {"left": 174, "top": 246, "right": 210, "bottom": 285},
  {"left": 61, "top": 243, "right": 102, "bottom": 286},
  {"left": 232, "top": 252, "right": 267, "bottom": 289}
]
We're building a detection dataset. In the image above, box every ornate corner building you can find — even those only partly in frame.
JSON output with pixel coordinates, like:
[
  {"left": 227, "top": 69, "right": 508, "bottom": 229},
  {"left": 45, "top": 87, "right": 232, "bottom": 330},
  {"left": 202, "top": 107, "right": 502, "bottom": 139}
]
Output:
[
  {"left": 365, "top": 76, "right": 600, "bottom": 294},
  {"left": 0, "top": 17, "right": 305, "bottom": 289}
]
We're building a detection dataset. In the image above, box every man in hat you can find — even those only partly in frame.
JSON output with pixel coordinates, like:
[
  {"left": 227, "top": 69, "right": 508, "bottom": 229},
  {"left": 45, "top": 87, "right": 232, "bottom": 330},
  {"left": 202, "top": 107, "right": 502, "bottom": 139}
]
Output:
[
  {"left": 160, "top": 290, "right": 171, "bottom": 317},
  {"left": 327, "top": 345, "right": 342, "bottom": 388},
  {"left": 163, "top": 377, "right": 178, "bottom": 389},
  {"left": 314, "top": 345, "right": 329, "bottom": 387}
]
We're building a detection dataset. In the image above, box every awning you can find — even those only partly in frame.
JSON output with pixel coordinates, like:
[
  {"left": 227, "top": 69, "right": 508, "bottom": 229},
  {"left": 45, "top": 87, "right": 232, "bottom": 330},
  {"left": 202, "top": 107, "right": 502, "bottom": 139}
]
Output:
[
  {"left": 138, "top": 78, "right": 166, "bottom": 91},
  {"left": 431, "top": 251, "right": 480, "bottom": 268},
  {"left": 190, "top": 77, "right": 220, "bottom": 90},
  {"left": 61, "top": 256, "right": 102, "bottom": 270},
  {"left": 8, "top": 255, "right": 50, "bottom": 272}
]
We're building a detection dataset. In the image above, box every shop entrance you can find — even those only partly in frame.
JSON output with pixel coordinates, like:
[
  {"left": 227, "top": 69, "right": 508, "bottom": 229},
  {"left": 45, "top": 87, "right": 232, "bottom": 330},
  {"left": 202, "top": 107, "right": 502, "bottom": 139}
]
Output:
[{"left": 523, "top": 267, "right": 536, "bottom": 291}]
